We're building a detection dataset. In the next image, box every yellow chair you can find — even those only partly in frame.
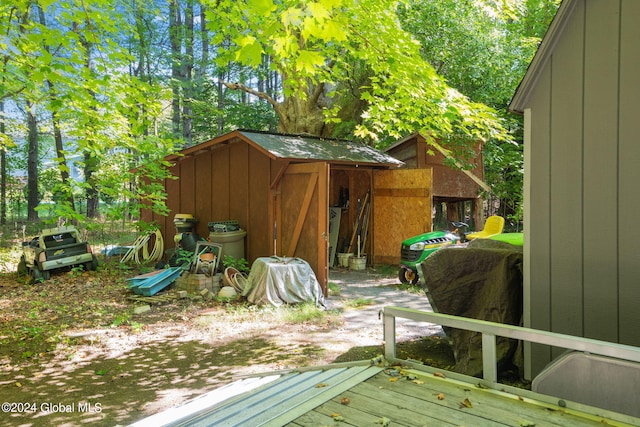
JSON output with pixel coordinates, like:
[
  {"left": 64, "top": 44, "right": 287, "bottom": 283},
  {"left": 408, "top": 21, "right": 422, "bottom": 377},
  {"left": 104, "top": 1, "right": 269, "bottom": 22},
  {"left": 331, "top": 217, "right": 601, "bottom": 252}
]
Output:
[{"left": 466, "top": 215, "right": 505, "bottom": 240}]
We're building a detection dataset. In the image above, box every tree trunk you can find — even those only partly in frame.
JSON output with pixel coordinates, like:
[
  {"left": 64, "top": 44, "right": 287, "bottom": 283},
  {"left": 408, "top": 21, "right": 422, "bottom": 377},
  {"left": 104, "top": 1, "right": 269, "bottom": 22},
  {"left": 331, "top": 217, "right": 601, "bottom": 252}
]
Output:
[
  {"left": 26, "top": 100, "right": 39, "bottom": 221},
  {"left": 182, "top": 0, "right": 194, "bottom": 145},
  {"left": 84, "top": 152, "right": 99, "bottom": 218},
  {"left": 77, "top": 19, "right": 100, "bottom": 218},
  {"left": 0, "top": 100, "right": 6, "bottom": 225},
  {"left": 37, "top": 5, "right": 75, "bottom": 211},
  {"left": 200, "top": 5, "right": 208, "bottom": 67},
  {"left": 51, "top": 103, "right": 75, "bottom": 210},
  {"left": 169, "top": 0, "right": 182, "bottom": 141},
  {"left": 216, "top": 39, "right": 229, "bottom": 134},
  {"left": 276, "top": 93, "right": 328, "bottom": 135}
]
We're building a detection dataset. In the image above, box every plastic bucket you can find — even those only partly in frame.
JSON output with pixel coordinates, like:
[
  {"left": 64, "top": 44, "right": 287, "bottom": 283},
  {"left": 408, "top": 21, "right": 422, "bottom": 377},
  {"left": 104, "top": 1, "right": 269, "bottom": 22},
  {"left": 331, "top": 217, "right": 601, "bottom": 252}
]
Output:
[
  {"left": 337, "top": 252, "right": 353, "bottom": 268},
  {"left": 209, "top": 230, "right": 247, "bottom": 260},
  {"left": 349, "top": 256, "right": 366, "bottom": 271}
]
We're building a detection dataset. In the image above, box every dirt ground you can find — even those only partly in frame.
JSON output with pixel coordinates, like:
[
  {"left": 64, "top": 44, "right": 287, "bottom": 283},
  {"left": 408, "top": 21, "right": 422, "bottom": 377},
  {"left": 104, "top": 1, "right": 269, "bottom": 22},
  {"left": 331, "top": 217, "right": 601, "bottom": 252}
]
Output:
[{"left": 0, "top": 261, "right": 452, "bottom": 427}]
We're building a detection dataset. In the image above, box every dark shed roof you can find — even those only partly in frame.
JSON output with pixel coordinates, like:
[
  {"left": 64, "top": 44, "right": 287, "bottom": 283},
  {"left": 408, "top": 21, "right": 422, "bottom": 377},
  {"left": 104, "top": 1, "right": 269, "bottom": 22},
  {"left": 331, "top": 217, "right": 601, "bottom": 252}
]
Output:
[{"left": 173, "top": 130, "right": 404, "bottom": 167}]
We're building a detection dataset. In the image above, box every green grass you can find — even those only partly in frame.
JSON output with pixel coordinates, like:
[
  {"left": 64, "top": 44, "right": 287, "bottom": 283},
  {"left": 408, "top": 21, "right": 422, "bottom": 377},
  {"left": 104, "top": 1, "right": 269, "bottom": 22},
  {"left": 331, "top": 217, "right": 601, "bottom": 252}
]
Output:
[
  {"left": 395, "top": 282, "right": 424, "bottom": 294},
  {"left": 328, "top": 282, "right": 340, "bottom": 296},
  {"left": 370, "top": 264, "right": 398, "bottom": 277},
  {"left": 205, "top": 301, "right": 339, "bottom": 326},
  {"left": 343, "top": 297, "right": 375, "bottom": 308},
  {"left": 280, "top": 302, "right": 331, "bottom": 323}
]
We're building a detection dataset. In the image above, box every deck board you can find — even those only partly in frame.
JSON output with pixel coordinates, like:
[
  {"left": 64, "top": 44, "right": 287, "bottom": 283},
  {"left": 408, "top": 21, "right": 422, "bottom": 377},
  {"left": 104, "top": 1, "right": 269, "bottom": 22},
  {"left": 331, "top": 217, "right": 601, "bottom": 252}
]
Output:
[
  {"left": 289, "top": 368, "right": 635, "bottom": 427},
  {"left": 134, "top": 361, "right": 640, "bottom": 426},
  {"left": 364, "top": 370, "right": 594, "bottom": 427},
  {"left": 345, "top": 381, "right": 502, "bottom": 426},
  {"left": 312, "top": 398, "right": 415, "bottom": 427},
  {"left": 287, "top": 409, "right": 352, "bottom": 426}
]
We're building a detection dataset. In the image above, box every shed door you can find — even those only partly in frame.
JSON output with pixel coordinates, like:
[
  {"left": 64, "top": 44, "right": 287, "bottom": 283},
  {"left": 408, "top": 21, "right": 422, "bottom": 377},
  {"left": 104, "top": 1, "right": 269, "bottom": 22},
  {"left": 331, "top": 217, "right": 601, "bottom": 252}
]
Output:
[
  {"left": 275, "top": 162, "right": 329, "bottom": 294},
  {"left": 373, "top": 168, "right": 433, "bottom": 265}
]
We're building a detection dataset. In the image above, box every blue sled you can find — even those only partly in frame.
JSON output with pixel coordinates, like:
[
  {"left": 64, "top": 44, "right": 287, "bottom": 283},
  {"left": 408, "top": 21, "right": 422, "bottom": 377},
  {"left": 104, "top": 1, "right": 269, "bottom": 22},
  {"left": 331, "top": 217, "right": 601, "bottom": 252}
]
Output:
[{"left": 126, "top": 267, "right": 182, "bottom": 296}]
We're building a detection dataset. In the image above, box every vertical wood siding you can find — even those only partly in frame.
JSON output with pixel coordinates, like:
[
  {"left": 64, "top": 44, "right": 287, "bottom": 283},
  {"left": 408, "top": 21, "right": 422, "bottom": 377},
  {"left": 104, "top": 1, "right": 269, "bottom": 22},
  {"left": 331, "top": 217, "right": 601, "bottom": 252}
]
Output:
[
  {"left": 618, "top": 0, "right": 640, "bottom": 345},
  {"left": 528, "top": 64, "right": 553, "bottom": 376},
  {"left": 548, "top": 0, "right": 584, "bottom": 350},
  {"left": 582, "top": 0, "right": 619, "bottom": 343},
  {"left": 248, "top": 146, "right": 271, "bottom": 261},
  {"left": 527, "top": 0, "right": 640, "bottom": 374},
  {"left": 194, "top": 153, "right": 213, "bottom": 235}
]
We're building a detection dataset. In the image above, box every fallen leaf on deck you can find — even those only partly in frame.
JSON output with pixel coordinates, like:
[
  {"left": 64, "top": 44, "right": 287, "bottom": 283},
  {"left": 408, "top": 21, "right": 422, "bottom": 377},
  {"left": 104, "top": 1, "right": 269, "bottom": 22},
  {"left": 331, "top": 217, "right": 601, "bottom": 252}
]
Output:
[
  {"left": 340, "top": 397, "right": 350, "bottom": 405},
  {"left": 377, "top": 416, "right": 391, "bottom": 426},
  {"left": 412, "top": 379, "right": 424, "bottom": 385},
  {"left": 433, "top": 372, "right": 446, "bottom": 378},
  {"left": 437, "top": 393, "right": 445, "bottom": 400},
  {"left": 315, "top": 383, "right": 328, "bottom": 388},
  {"left": 389, "top": 377, "right": 399, "bottom": 382},
  {"left": 459, "top": 398, "right": 473, "bottom": 408}
]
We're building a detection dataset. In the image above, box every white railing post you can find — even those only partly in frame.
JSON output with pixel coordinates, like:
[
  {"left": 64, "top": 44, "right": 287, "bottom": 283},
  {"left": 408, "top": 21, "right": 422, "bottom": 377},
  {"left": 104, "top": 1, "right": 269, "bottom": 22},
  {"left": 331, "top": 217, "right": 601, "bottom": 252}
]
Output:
[
  {"left": 482, "top": 333, "right": 498, "bottom": 383},
  {"left": 383, "top": 309, "right": 396, "bottom": 359},
  {"left": 380, "top": 306, "right": 640, "bottom": 385}
]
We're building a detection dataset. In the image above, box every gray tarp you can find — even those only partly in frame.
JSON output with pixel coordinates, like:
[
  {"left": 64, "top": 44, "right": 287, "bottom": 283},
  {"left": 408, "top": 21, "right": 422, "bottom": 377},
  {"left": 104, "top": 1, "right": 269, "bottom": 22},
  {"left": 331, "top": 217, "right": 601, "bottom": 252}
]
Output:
[
  {"left": 242, "top": 257, "right": 325, "bottom": 307},
  {"left": 420, "top": 239, "right": 523, "bottom": 377}
]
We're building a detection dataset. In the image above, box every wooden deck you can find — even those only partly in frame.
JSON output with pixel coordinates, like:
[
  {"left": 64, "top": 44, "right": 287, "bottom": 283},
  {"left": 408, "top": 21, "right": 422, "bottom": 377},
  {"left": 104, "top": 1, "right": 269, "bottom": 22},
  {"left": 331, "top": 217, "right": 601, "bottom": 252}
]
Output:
[
  {"left": 131, "top": 361, "right": 639, "bottom": 427},
  {"left": 288, "top": 365, "right": 629, "bottom": 427},
  {"left": 132, "top": 306, "right": 640, "bottom": 427}
]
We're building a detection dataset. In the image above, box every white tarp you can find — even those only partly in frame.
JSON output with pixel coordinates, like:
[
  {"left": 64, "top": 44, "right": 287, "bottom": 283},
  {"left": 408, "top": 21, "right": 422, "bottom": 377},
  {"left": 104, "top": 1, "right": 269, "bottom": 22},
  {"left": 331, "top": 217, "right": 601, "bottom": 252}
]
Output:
[{"left": 242, "top": 257, "right": 325, "bottom": 307}]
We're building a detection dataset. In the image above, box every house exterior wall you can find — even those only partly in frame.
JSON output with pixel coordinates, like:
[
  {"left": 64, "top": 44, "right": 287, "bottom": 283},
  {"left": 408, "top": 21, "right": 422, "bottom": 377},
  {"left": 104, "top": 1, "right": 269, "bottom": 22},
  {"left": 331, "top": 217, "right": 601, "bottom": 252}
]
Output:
[{"left": 524, "top": 0, "right": 640, "bottom": 376}]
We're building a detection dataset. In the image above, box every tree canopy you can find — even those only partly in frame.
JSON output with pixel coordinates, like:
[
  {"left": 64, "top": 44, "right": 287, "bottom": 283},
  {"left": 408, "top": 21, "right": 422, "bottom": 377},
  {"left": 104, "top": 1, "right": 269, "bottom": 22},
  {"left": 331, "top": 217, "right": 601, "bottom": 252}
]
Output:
[
  {"left": 0, "top": 0, "right": 559, "bottom": 226},
  {"left": 206, "top": 0, "right": 507, "bottom": 147}
]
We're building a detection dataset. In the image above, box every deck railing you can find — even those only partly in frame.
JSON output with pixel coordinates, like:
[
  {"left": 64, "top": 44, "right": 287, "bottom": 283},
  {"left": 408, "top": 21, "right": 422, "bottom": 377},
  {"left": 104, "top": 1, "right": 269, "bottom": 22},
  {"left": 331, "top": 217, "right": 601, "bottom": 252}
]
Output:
[{"left": 382, "top": 306, "right": 640, "bottom": 384}]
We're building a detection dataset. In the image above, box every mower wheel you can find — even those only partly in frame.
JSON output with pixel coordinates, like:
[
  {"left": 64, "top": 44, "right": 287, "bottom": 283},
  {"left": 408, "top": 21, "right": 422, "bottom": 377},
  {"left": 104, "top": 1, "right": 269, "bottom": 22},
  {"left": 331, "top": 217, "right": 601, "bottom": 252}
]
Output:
[
  {"left": 30, "top": 265, "right": 44, "bottom": 283},
  {"left": 85, "top": 255, "right": 98, "bottom": 271},
  {"left": 17, "top": 257, "right": 28, "bottom": 277},
  {"left": 398, "top": 267, "right": 419, "bottom": 285}
]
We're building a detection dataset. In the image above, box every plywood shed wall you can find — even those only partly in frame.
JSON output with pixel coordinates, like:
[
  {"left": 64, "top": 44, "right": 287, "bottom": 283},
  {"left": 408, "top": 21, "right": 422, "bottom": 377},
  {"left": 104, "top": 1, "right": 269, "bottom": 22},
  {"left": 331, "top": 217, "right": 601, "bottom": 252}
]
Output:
[
  {"left": 372, "top": 168, "right": 432, "bottom": 265},
  {"left": 385, "top": 133, "right": 484, "bottom": 229}
]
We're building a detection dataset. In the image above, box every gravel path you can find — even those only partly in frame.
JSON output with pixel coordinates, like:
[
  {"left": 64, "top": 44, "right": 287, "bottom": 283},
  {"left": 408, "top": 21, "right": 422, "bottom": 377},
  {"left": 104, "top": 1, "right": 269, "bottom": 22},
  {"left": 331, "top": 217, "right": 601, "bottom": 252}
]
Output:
[{"left": 327, "top": 268, "right": 444, "bottom": 342}]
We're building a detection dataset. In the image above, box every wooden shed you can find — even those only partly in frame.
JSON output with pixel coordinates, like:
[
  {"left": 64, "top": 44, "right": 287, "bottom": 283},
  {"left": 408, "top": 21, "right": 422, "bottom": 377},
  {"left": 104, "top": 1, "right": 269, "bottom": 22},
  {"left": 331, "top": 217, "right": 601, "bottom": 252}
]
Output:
[
  {"left": 509, "top": 0, "right": 640, "bottom": 378},
  {"left": 142, "top": 130, "right": 439, "bottom": 294},
  {"left": 385, "top": 132, "right": 487, "bottom": 231}
]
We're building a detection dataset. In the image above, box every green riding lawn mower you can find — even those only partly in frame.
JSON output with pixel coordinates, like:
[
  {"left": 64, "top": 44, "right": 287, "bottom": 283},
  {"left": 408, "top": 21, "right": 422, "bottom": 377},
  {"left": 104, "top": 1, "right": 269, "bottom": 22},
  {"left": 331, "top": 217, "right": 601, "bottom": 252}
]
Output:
[
  {"left": 398, "top": 215, "right": 510, "bottom": 284},
  {"left": 398, "top": 221, "right": 469, "bottom": 285}
]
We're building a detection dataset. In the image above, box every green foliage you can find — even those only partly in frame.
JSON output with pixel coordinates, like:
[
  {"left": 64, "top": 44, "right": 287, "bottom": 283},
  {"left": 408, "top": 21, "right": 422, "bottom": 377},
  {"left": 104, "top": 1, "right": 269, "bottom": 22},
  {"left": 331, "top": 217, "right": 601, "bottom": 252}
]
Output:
[
  {"left": 222, "top": 255, "right": 249, "bottom": 273},
  {"left": 1, "top": 0, "right": 561, "bottom": 227},
  {"left": 175, "top": 248, "right": 194, "bottom": 268},
  {"left": 204, "top": 0, "right": 507, "bottom": 154},
  {"left": 1, "top": 0, "right": 177, "bottom": 222},
  {"left": 398, "top": 0, "right": 560, "bottom": 222}
]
